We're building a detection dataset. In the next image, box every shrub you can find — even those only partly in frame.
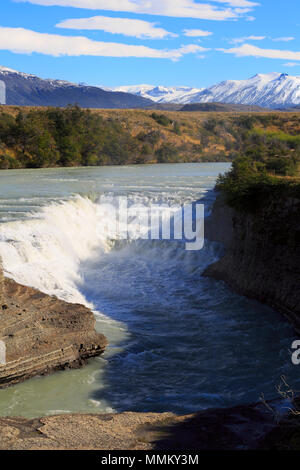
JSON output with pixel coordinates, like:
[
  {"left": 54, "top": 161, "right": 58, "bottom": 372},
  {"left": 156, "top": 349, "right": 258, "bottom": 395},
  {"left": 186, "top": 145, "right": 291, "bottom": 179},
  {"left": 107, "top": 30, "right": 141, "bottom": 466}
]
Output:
[
  {"left": 155, "top": 143, "right": 179, "bottom": 163},
  {"left": 216, "top": 156, "right": 300, "bottom": 212},
  {"left": 151, "top": 113, "right": 173, "bottom": 127}
]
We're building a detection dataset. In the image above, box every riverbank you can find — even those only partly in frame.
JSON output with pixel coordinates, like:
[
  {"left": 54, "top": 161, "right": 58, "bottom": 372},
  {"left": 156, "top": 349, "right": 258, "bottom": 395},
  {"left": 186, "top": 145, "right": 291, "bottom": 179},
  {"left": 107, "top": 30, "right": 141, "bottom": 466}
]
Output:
[{"left": 0, "top": 400, "right": 288, "bottom": 450}]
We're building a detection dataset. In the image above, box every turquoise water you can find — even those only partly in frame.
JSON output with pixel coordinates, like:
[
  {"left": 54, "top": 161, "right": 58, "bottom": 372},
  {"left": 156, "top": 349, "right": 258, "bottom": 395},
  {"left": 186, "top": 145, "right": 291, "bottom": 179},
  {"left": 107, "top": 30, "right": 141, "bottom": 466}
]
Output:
[{"left": 0, "top": 163, "right": 298, "bottom": 418}]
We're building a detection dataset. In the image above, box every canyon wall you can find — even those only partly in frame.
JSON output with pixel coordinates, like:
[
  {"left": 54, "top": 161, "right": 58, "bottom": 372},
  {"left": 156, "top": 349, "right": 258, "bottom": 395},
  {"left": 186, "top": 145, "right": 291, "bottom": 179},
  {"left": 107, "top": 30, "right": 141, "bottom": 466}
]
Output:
[{"left": 204, "top": 192, "right": 300, "bottom": 332}]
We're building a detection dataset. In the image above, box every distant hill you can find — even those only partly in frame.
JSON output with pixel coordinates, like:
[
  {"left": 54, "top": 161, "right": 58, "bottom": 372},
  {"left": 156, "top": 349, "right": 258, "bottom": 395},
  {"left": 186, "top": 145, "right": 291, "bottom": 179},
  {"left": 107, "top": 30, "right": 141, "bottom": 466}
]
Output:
[
  {"left": 0, "top": 66, "right": 152, "bottom": 109},
  {"left": 145, "top": 103, "right": 183, "bottom": 111},
  {"left": 180, "top": 102, "right": 265, "bottom": 112},
  {"left": 278, "top": 105, "right": 300, "bottom": 112}
]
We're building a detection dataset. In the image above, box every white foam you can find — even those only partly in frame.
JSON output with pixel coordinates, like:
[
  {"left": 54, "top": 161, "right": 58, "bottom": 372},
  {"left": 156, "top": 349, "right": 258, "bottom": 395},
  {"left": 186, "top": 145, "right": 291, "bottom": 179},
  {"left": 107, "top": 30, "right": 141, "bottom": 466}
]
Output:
[
  {"left": 0, "top": 193, "right": 190, "bottom": 304},
  {"left": 0, "top": 196, "right": 109, "bottom": 305}
]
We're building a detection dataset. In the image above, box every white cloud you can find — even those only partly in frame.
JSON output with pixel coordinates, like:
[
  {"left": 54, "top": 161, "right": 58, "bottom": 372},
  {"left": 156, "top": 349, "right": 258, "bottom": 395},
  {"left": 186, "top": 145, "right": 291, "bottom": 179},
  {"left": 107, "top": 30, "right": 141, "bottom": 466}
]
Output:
[
  {"left": 56, "top": 16, "right": 176, "bottom": 39},
  {"left": 272, "top": 37, "right": 295, "bottom": 42},
  {"left": 14, "top": 0, "right": 257, "bottom": 20},
  {"left": 183, "top": 29, "right": 213, "bottom": 37},
  {"left": 283, "top": 62, "right": 299, "bottom": 67},
  {"left": 229, "top": 35, "right": 265, "bottom": 44},
  {"left": 0, "top": 26, "right": 207, "bottom": 60},
  {"left": 229, "top": 35, "right": 295, "bottom": 45},
  {"left": 212, "top": 0, "right": 258, "bottom": 5},
  {"left": 219, "top": 43, "right": 300, "bottom": 61}
]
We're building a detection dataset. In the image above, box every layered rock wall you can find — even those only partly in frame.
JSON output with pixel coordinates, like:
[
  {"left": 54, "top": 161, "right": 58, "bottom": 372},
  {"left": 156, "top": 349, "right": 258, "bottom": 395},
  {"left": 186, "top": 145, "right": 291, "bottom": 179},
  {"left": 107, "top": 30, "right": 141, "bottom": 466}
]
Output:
[{"left": 0, "top": 268, "right": 107, "bottom": 387}]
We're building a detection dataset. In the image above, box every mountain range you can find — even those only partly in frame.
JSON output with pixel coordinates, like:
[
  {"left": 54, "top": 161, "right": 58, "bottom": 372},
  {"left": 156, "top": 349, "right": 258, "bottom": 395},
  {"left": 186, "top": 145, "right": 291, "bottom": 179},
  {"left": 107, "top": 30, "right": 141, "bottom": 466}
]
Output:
[
  {"left": 112, "top": 84, "right": 205, "bottom": 104},
  {"left": 113, "top": 73, "right": 300, "bottom": 109},
  {"left": 0, "top": 66, "right": 151, "bottom": 108},
  {"left": 1, "top": 66, "right": 300, "bottom": 110}
]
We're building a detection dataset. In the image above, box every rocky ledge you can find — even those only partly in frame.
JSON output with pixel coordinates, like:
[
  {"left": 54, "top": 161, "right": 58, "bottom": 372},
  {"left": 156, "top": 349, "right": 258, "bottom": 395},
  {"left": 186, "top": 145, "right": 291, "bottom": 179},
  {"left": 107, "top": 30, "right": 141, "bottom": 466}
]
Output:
[
  {"left": 0, "top": 268, "right": 107, "bottom": 388},
  {"left": 0, "top": 400, "right": 292, "bottom": 450}
]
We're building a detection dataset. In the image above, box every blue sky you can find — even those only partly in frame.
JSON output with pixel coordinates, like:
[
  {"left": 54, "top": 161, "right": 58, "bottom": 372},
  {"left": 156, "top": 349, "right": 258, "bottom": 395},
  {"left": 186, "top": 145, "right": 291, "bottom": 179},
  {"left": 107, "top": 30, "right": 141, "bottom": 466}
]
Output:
[{"left": 0, "top": 0, "right": 300, "bottom": 88}]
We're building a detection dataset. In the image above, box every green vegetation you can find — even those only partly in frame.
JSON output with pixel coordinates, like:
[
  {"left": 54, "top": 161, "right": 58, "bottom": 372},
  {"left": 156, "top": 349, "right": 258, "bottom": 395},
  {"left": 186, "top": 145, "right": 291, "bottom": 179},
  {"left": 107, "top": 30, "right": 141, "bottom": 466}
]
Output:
[
  {"left": 155, "top": 143, "right": 180, "bottom": 163},
  {"left": 0, "top": 106, "right": 190, "bottom": 168},
  {"left": 217, "top": 157, "right": 296, "bottom": 211},
  {"left": 150, "top": 112, "right": 173, "bottom": 127},
  {"left": 213, "top": 112, "right": 300, "bottom": 211},
  {"left": 216, "top": 153, "right": 300, "bottom": 212},
  {"left": 0, "top": 106, "right": 142, "bottom": 168},
  {"left": 1, "top": 106, "right": 300, "bottom": 171},
  {"left": 173, "top": 121, "right": 181, "bottom": 135}
]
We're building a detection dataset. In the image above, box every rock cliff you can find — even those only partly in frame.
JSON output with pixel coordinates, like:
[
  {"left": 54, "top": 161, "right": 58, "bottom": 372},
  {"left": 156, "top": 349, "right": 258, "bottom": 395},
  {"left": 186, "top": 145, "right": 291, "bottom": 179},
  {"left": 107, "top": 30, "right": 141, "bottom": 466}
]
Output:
[
  {"left": 204, "top": 192, "right": 300, "bottom": 332},
  {"left": 0, "top": 268, "right": 107, "bottom": 388}
]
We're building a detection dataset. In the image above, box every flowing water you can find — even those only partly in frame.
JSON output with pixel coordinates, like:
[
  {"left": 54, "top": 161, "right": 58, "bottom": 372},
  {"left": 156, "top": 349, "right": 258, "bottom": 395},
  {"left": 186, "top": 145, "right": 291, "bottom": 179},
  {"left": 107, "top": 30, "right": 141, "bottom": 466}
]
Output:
[{"left": 0, "top": 163, "right": 298, "bottom": 418}]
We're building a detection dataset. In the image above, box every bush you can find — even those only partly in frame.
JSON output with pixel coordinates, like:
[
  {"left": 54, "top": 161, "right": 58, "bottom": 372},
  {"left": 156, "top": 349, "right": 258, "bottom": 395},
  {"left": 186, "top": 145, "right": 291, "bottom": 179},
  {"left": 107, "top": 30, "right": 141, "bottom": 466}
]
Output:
[
  {"left": 151, "top": 113, "right": 173, "bottom": 127},
  {"left": 216, "top": 156, "right": 300, "bottom": 212},
  {"left": 155, "top": 143, "right": 179, "bottom": 163},
  {"left": 0, "top": 154, "right": 22, "bottom": 169},
  {"left": 173, "top": 121, "right": 181, "bottom": 135}
]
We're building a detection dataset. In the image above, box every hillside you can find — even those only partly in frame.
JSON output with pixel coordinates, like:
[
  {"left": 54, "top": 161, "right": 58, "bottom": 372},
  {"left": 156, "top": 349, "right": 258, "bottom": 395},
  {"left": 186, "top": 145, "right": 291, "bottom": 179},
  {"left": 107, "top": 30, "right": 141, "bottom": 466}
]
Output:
[
  {"left": 180, "top": 102, "right": 265, "bottom": 112},
  {"left": 0, "top": 66, "right": 152, "bottom": 109},
  {"left": 0, "top": 105, "right": 300, "bottom": 169}
]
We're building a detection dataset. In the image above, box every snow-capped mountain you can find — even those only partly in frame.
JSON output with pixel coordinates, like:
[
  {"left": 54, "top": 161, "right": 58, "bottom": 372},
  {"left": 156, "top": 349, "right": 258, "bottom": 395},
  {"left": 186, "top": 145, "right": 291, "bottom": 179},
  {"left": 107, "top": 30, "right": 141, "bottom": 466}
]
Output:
[
  {"left": 112, "top": 84, "right": 204, "bottom": 104},
  {"left": 0, "top": 66, "right": 152, "bottom": 108},
  {"left": 2, "top": 66, "right": 300, "bottom": 109},
  {"left": 114, "top": 73, "right": 300, "bottom": 109},
  {"left": 0, "top": 66, "right": 21, "bottom": 74},
  {"left": 195, "top": 73, "right": 300, "bottom": 109}
]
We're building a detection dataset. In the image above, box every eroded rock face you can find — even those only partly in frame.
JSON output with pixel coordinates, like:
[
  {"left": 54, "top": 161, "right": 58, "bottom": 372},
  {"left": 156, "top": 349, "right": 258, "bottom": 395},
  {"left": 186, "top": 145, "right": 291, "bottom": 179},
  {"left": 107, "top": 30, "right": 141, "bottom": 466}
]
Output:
[
  {"left": 0, "top": 270, "right": 107, "bottom": 388},
  {"left": 204, "top": 193, "right": 300, "bottom": 332}
]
